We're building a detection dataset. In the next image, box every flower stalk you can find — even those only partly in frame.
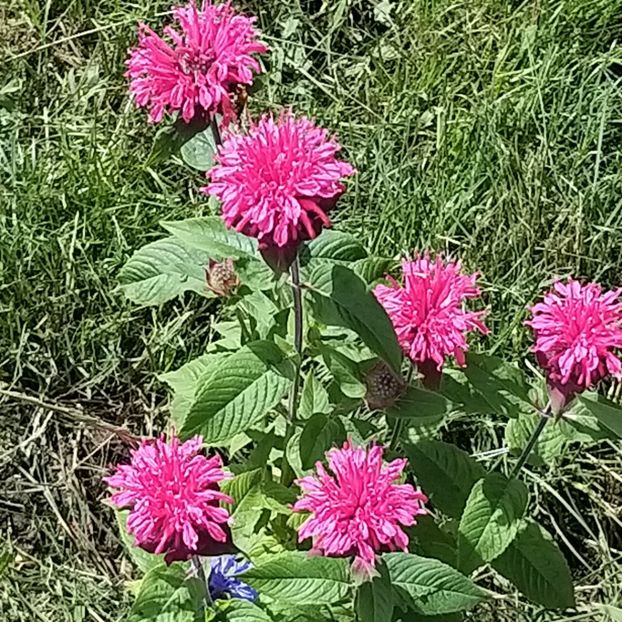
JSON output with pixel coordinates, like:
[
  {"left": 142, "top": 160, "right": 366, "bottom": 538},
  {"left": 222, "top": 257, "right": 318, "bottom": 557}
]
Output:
[
  {"left": 509, "top": 405, "right": 551, "bottom": 479},
  {"left": 281, "top": 255, "right": 303, "bottom": 486}
]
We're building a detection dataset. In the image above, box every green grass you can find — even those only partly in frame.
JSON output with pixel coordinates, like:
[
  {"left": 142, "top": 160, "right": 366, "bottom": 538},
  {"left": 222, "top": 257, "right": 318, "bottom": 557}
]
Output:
[{"left": 2, "top": 0, "right": 622, "bottom": 619}]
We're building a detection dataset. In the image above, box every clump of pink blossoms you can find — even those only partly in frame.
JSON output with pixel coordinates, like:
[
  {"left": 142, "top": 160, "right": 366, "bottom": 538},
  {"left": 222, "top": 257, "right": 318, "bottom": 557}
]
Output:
[
  {"left": 292, "top": 440, "right": 427, "bottom": 578},
  {"left": 374, "top": 254, "right": 488, "bottom": 387},
  {"left": 526, "top": 279, "right": 622, "bottom": 410},
  {"left": 126, "top": 1, "right": 267, "bottom": 124},
  {"left": 105, "top": 435, "right": 233, "bottom": 564},
  {"left": 205, "top": 113, "right": 355, "bottom": 265}
]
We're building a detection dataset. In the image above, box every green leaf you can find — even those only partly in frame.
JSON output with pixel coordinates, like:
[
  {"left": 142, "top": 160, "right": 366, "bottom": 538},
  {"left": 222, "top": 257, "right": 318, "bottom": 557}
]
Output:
[
  {"left": 299, "top": 413, "right": 346, "bottom": 470},
  {"left": 116, "top": 511, "right": 162, "bottom": 574},
  {"left": 159, "top": 353, "right": 229, "bottom": 427},
  {"left": 160, "top": 216, "right": 258, "bottom": 259},
  {"left": 128, "top": 562, "right": 198, "bottom": 622},
  {"left": 462, "top": 353, "right": 532, "bottom": 418},
  {"left": 351, "top": 257, "right": 394, "bottom": 283},
  {"left": 404, "top": 441, "right": 485, "bottom": 518},
  {"left": 440, "top": 369, "right": 489, "bottom": 415},
  {"left": 457, "top": 473, "right": 528, "bottom": 573},
  {"left": 394, "top": 614, "right": 462, "bottom": 622},
  {"left": 242, "top": 552, "right": 351, "bottom": 605},
  {"left": 505, "top": 414, "right": 569, "bottom": 465},
  {"left": 492, "top": 520, "right": 575, "bottom": 609},
  {"left": 383, "top": 552, "right": 484, "bottom": 615},
  {"left": 221, "top": 468, "right": 264, "bottom": 506},
  {"left": 355, "top": 561, "right": 394, "bottom": 622},
  {"left": 230, "top": 485, "right": 268, "bottom": 554},
  {"left": 180, "top": 125, "right": 217, "bottom": 170},
  {"left": 308, "top": 264, "right": 402, "bottom": 373},
  {"left": 299, "top": 372, "right": 331, "bottom": 419},
  {"left": 181, "top": 341, "right": 291, "bottom": 444},
  {"left": 320, "top": 345, "right": 366, "bottom": 399},
  {"left": 237, "top": 290, "right": 280, "bottom": 340},
  {"left": 285, "top": 429, "right": 305, "bottom": 478},
  {"left": 118, "top": 237, "right": 214, "bottom": 305},
  {"left": 408, "top": 515, "right": 457, "bottom": 568},
  {"left": 300, "top": 230, "right": 367, "bottom": 266},
  {"left": 387, "top": 386, "right": 451, "bottom": 427},
  {"left": 574, "top": 394, "right": 622, "bottom": 439},
  {"left": 217, "top": 600, "right": 271, "bottom": 621}
]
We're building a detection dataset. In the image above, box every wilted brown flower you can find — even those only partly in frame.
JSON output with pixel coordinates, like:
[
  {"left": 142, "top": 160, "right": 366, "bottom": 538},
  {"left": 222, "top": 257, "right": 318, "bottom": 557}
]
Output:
[
  {"left": 205, "top": 258, "right": 240, "bottom": 296},
  {"left": 364, "top": 360, "right": 406, "bottom": 410}
]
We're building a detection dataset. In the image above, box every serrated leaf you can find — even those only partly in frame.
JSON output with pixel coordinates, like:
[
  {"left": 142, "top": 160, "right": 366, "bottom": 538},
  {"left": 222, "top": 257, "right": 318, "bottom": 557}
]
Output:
[
  {"left": 505, "top": 414, "right": 568, "bottom": 465},
  {"left": 462, "top": 353, "right": 532, "bottom": 418},
  {"left": 159, "top": 353, "right": 229, "bottom": 427},
  {"left": 351, "top": 257, "right": 394, "bottom": 283},
  {"left": 299, "top": 413, "right": 346, "bottom": 470},
  {"left": 242, "top": 552, "right": 351, "bottom": 605},
  {"left": 458, "top": 474, "right": 528, "bottom": 573},
  {"left": 181, "top": 341, "right": 291, "bottom": 444},
  {"left": 116, "top": 511, "right": 162, "bottom": 574},
  {"left": 230, "top": 486, "right": 267, "bottom": 554},
  {"left": 300, "top": 372, "right": 331, "bottom": 419},
  {"left": 308, "top": 264, "right": 402, "bottom": 373},
  {"left": 128, "top": 562, "right": 198, "bottom": 622},
  {"left": 575, "top": 394, "right": 622, "bottom": 439},
  {"left": 355, "top": 561, "right": 394, "bottom": 622},
  {"left": 387, "top": 386, "right": 450, "bottom": 427},
  {"left": 160, "top": 216, "right": 257, "bottom": 258},
  {"left": 221, "top": 468, "right": 264, "bottom": 506},
  {"left": 218, "top": 600, "right": 271, "bottom": 621},
  {"left": 384, "top": 552, "right": 484, "bottom": 615},
  {"left": 404, "top": 441, "right": 485, "bottom": 518},
  {"left": 493, "top": 520, "right": 575, "bottom": 609},
  {"left": 118, "top": 237, "right": 214, "bottom": 305},
  {"left": 180, "top": 125, "right": 217, "bottom": 169}
]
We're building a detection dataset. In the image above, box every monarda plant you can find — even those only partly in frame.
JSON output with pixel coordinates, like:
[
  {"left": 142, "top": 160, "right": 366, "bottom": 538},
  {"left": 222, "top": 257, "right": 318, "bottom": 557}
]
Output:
[{"left": 109, "top": 2, "right": 622, "bottom": 620}]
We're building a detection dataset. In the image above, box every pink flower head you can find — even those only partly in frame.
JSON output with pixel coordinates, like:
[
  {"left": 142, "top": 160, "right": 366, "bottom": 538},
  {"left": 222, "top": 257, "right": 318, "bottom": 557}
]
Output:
[
  {"left": 204, "top": 113, "right": 355, "bottom": 251},
  {"left": 126, "top": 1, "right": 267, "bottom": 124},
  {"left": 292, "top": 440, "right": 427, "bottom": 578},
  {"left": 104, "top": 435, "right": 233, "bottom": 564},
  {"left": 374, "top": 255, "right": 488, "bottom": 377},
  {"left": 526, "top": 279, "right": 622, "bottom": 400}
]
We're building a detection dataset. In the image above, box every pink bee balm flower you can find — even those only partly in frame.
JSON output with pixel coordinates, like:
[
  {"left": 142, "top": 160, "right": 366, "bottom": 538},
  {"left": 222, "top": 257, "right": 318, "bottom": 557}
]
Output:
[
  {"left": 126, "top": 1, "right": 267, "bottom": 124},
  {"left": 526, "top": 279, "right": 622, "bottom": 406},
  {"left": 374, "top": 255, "right": 488, "bottom": 386},
  {"left": 204, "top": 113, "right": 355, "bottom": 254},
  {"left": 292, "top": 440, "right": 427, "bottom": 578},
  {"left": 104, "top": 435, "right": 233, "bottom": 564}
]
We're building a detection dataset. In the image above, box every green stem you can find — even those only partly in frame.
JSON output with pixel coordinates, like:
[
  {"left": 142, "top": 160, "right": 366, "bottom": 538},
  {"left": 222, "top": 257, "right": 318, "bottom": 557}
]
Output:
[
  {"left": 509, "top": 405, "right": 551, "bottom": 479},
  {"left": 210, "top": 117, "right": 222, "bottom": 146},
  {"left": 191, "top": 555, "right": 212, "bottom": 610},
  {"left": 280, "top": 256, "right": 303, "bottom": 486}
]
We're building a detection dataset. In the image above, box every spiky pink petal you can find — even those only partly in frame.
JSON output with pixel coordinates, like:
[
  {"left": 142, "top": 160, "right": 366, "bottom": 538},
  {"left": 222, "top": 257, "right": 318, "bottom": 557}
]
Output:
[
  {"left": 126, "top": 1, "right": 267, "bottom": 124},
  {"left": 526, "top": 279, "right": 622, "bottom": 396},
  {"left": 374, "top": 255, "right": 488, "bottom": 372},
  {"left": 104, "top": 435, "right": 233, "bottom": 563},
  {"left": 204, "top": 113, "right": 355, "bottom": 249},
  {"left": 292, "top": 441, "right": 427, "bottom": 576}
]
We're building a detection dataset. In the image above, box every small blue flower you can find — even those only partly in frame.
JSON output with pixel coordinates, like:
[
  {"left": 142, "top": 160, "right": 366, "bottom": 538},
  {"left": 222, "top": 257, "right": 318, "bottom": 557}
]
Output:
[{"left": 208, "top": 555, "right": 258, "bottom": 602}]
